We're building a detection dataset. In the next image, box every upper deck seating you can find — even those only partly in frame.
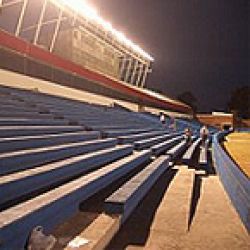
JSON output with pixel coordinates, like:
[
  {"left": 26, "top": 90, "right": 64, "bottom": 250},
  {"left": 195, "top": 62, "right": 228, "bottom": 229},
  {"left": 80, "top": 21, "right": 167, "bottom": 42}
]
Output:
[{"left": 0, "top": 85, "right": 163, "bottom": 132}]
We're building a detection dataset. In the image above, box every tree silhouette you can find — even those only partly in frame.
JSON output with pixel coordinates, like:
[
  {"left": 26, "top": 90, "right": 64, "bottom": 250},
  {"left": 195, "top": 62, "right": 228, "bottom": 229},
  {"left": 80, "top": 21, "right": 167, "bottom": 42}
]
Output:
[{"left": 228, "top": 86, "right": 250, "bottom": 119}]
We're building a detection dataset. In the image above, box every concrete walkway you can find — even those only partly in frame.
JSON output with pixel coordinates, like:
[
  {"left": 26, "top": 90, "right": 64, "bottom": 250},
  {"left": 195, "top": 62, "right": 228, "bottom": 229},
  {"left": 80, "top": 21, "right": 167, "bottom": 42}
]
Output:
[
  {"left": 141, "top": 166, "right": 195, "bottom": 250},
  {"left": 108, "top": 169, "right": 249, "bottom": 250},
  {"left": 183, "top": 176, "right": 250, "bottom": 250}
]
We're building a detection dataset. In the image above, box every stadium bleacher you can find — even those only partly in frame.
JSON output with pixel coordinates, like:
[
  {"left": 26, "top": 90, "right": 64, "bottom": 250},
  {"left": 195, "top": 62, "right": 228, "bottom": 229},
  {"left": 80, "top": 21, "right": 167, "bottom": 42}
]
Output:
[
  {"left": 105, "top": 155, "right": 170, "bottom": 222},
  {"left": 0, "top": 85, "right": 248, "bottom": 250},
  {"left": 182, "top": 138, "right": 201, "bottom": 165}
]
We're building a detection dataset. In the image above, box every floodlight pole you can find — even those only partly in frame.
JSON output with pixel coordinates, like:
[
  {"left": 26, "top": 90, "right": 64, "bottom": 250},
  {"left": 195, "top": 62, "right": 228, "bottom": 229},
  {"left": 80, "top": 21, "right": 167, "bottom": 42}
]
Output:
[
  {"left": 33, "top": 0, "right": 48, "bottom": 45},
  {"left": 49, "top": 8, "right": 63, "bottom": 52},
  {"left": 15, "top": 0, "right": 28, "bottom": 36}
]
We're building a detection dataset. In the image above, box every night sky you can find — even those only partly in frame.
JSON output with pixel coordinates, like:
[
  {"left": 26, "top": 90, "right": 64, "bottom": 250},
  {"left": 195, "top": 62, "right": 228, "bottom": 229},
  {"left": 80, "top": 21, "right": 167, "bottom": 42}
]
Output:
[{"left": 90, "top": 0, "right": 249, "bottom": 112}]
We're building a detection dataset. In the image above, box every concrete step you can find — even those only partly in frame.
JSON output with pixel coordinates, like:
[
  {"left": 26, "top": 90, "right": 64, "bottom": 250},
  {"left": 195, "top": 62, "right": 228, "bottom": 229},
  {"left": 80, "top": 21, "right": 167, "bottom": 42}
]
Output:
[
  {"left": 74, "top": 116, "right": 153, "bottom": 122},
  {"left": 0, "top": 150, "right": 151, "bottom": 249},
  {"left": 182, "top": 138, "right": 201, "bottom": 164},
  {"left": 0, "top": 145, "right": 133, "bottom": 209},
  {"left": 0, "top": 118, "right": 69, "bottom": 126},
  {"left": 105, "top": 155, "right": 170, "bottom": 222},
  {"left": 0, "top": 126, "right": 84, "bottom": 138},
  {"left": 0, "top": 98, "right": 25, "bottom": 106},
  {"left": 63, "top": 115, "right": 137, "bottom": 120},
  {"left": 9, "top": 93, "right": 72, "bottom": 104},
  {"left": 15, "top": 96, "right": 86, "bottom": 106},
  {"left": 86, "top": 125, "right": 144, "bottom": 131},
  {"left": 144, "top": 167, "right": 195, "bottom": 248},
  {"left": 0, "top": 87, "right": 11, "bottom": 95},
  {"left": 151, "top": 135, "right": 184, "bottom": 156},
  {"left": 52, "top": 110, "right": 104, "bottom": 115},
  {"left": 30, "top": 101, "right": 98, "bottom": 109},
  {"left": 0, "top": 131, "right": 100, "bottom": 153},
  {"left": 47, "top": 108, "right": 102, "bottom": 115},
  {"left": 102, "top": 128, "right": 154, "bottom": 138},
  {"left": 166, "top": 140, "right": 188, "bottom": 160},
  {"left": 66, "top": 214, "right": 120, "bottom": 250},
  {"left": 134, "top": 132, "right": 182, "bottom": 150},
  {"left": 0, "top": 138, "right": 117, "bottom": 175},
  {"left": 89, "top": 119, "right": 150, "bottom": 124},
  {"left": 118, "top": 131, "right": 167, "bottom": 144},
  {"left": 0, "top": 104, "right": 49, "bottom": 113},
  {"left": 0, "top": 112, "right": 54, "bottom": 119}
]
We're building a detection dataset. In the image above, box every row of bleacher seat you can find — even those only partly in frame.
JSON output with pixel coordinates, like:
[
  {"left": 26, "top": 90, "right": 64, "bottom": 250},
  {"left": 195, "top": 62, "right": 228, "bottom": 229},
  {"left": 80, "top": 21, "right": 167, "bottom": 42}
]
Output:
[
  {"left": 0, "top": 85, "right": 213, "bottom": 249},
  {"left": 0, "top": 86, "right": 162, "bottom": 132}
]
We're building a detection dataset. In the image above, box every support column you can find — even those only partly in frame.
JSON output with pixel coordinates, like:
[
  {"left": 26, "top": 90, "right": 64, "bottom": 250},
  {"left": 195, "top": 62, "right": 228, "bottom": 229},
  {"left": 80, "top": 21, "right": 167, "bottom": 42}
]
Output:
[
  {"left": 49, "top": 8, "right": 63, "bottom": 52},
  {"left": 140, "top": 63, "right": 149, "bottom": 88},
  {"left": 124, "top": 57, "right": 133, "bottom": 83},
  {"left": 130, "top": 59, "right": 139, "bottom": 85},
  {"left": 71, "top": 12, "right": 77, "bottom": 26},
  {"left": 33, "top": 0, "right": 48, "bottom": 45},
  {"left": 136, "top": 63, "right": 144, "bottom": 87},
  {"left": 119, "top": 55, "right": 126, "bottom": 81},
  {"left": 15, "top": 0, "right": 28, "bottom": 36}
]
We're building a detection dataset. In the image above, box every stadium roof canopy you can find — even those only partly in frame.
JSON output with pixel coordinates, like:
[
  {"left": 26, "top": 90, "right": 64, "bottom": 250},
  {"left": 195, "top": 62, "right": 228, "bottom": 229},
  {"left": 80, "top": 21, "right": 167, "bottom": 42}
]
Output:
[
  {"left": 1, "top": 0, "right": 153, "bottom": 60},
  {"left": 0, "top": 0, "right": 155, "bottom": 88}
]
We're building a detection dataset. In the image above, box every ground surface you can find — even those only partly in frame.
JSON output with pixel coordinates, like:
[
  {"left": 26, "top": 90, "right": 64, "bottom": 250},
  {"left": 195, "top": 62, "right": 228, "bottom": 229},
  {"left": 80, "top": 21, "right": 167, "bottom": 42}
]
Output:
[
  {"left": 107, "top": 168, "right": 249, "bottom": 250},
  {"left": 224, "top": 132, "right": 250, "bottom": 178}
]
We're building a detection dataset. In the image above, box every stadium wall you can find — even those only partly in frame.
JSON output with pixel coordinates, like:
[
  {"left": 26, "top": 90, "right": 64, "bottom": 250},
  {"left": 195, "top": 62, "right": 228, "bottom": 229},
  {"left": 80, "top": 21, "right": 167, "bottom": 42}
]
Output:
[
  {"left": 212, "top": 132, "right": 250, "bottom": 232},
  {"left": 197, "top": 114, "right": 234, "bottom": 129}
]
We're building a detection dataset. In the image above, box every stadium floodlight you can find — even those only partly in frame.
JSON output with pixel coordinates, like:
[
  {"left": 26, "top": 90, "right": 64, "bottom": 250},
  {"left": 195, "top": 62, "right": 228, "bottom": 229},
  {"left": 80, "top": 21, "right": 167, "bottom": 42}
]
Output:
[
  {"left": 115, "top": 31, "right": 127, "bottom": 43},
  {"left": 54, "top": 0, "right": 154, "bottom": 61},
  {"left": 99, "top": 20, "right": 113, "bottom": 31},
  {"left": 57, "top": 0, "right": 98, "bottom": 20}
]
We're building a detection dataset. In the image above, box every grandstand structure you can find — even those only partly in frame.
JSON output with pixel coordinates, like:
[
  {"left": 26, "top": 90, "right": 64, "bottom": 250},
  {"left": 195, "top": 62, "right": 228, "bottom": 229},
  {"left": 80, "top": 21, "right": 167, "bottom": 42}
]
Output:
[
  {"left": 0, "top": 0, "right": 153, "bottom": 86},
  {"left": 0, "top": 1, "right": 249, "bottom": 250},
  {"left": 0, "top": 0, "right": 191, "bottom": 115}
]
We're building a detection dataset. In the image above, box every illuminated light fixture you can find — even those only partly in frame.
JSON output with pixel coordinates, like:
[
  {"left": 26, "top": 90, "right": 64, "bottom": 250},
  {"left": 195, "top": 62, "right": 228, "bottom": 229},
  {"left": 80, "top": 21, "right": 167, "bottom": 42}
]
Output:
[
  {"left": 55, "top": 0, "right": 154, "bottom": 61},
  {"left": 58, "top": 0, "right": 98, "bottom": 20},
  {"left": 115, "top": 31, "right": 127, "bottom": 43},
  {"left": 99, "top": 20, "right": 113, "bottom": 31}
]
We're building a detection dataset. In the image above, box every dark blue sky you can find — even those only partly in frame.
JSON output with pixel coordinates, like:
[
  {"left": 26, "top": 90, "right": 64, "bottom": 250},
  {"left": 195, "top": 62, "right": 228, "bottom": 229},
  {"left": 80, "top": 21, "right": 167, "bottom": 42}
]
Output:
[{"left": 91, "top": 0, "right": 249, "bottom": 112}]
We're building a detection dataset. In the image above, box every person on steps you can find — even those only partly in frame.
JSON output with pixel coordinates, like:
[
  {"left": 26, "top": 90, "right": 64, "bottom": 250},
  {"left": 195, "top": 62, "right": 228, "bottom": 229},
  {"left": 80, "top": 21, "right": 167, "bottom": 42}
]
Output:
[
  {"left": 160, "top": 113, "right": 166, "bottom": 126},
  {"left": 184, "top": 127, "right": 192, "bottom": 146},
  {"left": 200, "top": 125, "right": 209, "bottom": 146}
]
